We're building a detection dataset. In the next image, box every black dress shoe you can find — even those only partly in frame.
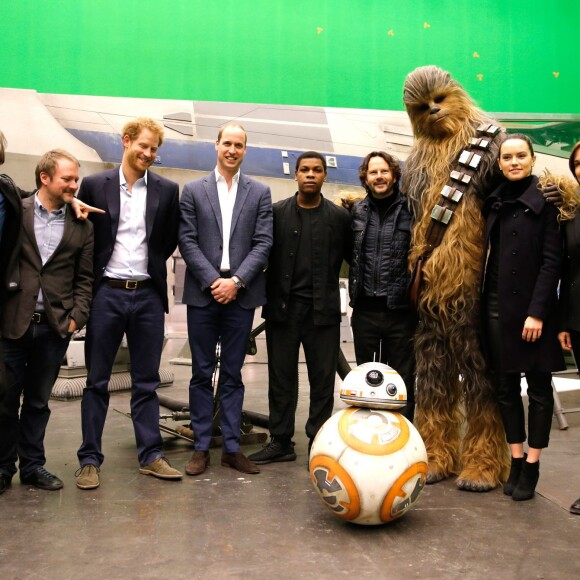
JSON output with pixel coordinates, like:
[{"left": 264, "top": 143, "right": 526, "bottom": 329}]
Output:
[
  {"left": 0, "top": 474, "right": 12, "bottom": 495},
  {"left": 20, "top": 467, "right": 64, "bottom": 491},
  {"left": 570, "top": 497, "right": 580, "bottom": 515}
]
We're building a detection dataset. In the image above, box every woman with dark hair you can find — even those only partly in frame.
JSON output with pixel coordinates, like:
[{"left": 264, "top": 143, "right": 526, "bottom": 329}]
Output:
[
  {"left": 482, "top": 133, "right": 565, "bottom": 501},
  {"left": 557, "top": 141, "right": 580, "bottom": 515}
]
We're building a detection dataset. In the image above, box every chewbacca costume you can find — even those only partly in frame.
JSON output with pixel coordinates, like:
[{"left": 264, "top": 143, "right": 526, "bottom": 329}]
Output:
[{"left": 400, "top": 66, "right": 510, "bottom": 491}]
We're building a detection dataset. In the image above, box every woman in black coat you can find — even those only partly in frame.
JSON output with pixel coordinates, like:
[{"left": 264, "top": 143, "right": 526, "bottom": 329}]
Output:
[
  {"left": 482, "top": 133, "right": 564, "bottom": 501},
  {"left": 557, "top": 140, "right": 580, "bottom": 515}
]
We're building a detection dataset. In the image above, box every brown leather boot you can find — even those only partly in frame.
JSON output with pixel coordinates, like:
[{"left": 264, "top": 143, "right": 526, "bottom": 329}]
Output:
[{"left": 185, "top": 451, "right": 210, "bottom": 476}]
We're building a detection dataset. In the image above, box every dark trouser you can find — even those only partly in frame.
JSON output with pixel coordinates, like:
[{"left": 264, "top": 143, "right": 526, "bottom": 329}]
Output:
[
  {"left": 486, "top": 314, "right": 554, "bottom": 449},
  {"left": 266, "top": 300, "right": 340, "bottom": 442},
  {"left": 0, "top": 338, "right": 7, "bottom": 403},
  {"left": 0, "top": 322, "right": 71, "bottom": 478},
  {"left": 351, "top": 306, "right": 417, "bottom": 421},
  {"left": 187, "top": 301, "right": 254, "bottom": 453},
  {"left": 569, "top": 330, "right": 580, "bottom": 368},
  {"left": 78, "top": 283, "right": 165, "bottom": 467}
]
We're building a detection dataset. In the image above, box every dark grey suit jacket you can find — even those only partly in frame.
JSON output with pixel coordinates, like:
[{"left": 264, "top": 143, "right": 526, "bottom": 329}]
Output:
[
  {"left": 2, "top": 196, "right": 94, "bottom": 339},
  {"left": 77, "top": 168, "right": 179, "bottom": 313},
  {"left": 178, "top": 171, "right": 273, "bottom": 309}
]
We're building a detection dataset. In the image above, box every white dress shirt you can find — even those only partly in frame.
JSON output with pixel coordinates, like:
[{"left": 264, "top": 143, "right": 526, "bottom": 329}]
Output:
[
  {"left": 215, "top": 167, "right": 240, "bottom": 271},
  {"left": 104, "top": 167, "right": 149, "bottom": 280}
]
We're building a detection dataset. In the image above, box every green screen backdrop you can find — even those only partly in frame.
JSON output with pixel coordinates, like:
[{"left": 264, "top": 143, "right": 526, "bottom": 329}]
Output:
[{"left": 1, "top": 1, "right": 578, "bottom": 113}]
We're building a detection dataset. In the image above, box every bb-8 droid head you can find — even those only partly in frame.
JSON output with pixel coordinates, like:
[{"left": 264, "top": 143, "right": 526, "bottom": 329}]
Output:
[{"left": 339, "top": 362, "right": 407, "bottom": 410}]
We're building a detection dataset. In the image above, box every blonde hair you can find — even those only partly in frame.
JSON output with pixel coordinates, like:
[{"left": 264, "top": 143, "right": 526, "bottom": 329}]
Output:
[
  {"left": 122, "top": 117, "right": 164, "bottom": 147},
  {"left": 539, "top": 170, "right": 580, "bottom": 222},
  {"left": 333, "top": 190, "right": 365, "bottom": 209}
]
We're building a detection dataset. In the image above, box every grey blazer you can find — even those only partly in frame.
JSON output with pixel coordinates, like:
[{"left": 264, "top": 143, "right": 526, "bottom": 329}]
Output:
[
  {"left": 178, "top": 171, "right": 273, "bottom": 309},
  {"left": 2, "top": 196, "right": 94, "bottom": 339}
]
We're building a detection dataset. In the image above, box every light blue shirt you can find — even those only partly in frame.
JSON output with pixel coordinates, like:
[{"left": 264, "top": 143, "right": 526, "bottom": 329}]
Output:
[
  {"left": 104, "top": 167, "right": 150, "bottom": 280},
  {"left": 34, "top": 194, "right": 67, "bottom": 310}
]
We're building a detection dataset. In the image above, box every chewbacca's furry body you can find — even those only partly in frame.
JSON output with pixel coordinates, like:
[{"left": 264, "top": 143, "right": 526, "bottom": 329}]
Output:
[{"left": 402, "top": 66, "right": 510, "bottom": 489}]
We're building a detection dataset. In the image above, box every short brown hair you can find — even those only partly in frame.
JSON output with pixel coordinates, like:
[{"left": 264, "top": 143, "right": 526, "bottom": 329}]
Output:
[
  {"left": 35, "top": 149, "right": 80, "bottom": 188},
  {"left": 358, "top": 151, "right": 401, "bottom": 187},
  {"left": 122, "top": 117, "right": 164, "bottom": 147},
  {"left": 217, "top": 122, "right": 247, "bottom": 144}
]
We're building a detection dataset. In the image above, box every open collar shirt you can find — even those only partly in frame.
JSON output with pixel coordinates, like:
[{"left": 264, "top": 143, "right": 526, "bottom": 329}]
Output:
[
  {"left": 104, "top": 167, "right": 149, "bottom": 280},
  {"left": 215, "top": 167, "right": 240, "bottom": 271}
]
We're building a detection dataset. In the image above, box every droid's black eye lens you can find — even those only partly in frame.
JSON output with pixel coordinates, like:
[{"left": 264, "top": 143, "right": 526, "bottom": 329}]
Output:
[
  {"left": 386, "top": 383, "right": 397, "bottom": 396},
  {"left": 366, "top": 370, "right": 384, "bottom": 386}
]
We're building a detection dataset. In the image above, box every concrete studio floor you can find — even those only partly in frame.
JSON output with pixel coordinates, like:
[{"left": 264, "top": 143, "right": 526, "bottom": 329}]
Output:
[{"left": 1, "top": 308, "right": 579, "bottom": 579}]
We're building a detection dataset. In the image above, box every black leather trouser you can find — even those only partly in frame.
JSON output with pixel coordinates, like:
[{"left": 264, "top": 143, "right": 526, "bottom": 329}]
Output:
[{"left": 485, "top": 291, "right": 554, "bottom": 449}]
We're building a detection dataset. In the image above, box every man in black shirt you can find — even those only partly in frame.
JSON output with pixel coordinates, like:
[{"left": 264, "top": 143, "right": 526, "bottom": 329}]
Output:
[{"left": 249, "top": 152, "right": 351, "bottom": 464}]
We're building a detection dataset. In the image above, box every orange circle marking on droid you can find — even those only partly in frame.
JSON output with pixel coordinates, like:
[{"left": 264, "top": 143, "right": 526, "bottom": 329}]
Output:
[
  {"left": 380, "top": 462, "right": 428, "bottom": 522},
  {"left": 309, "top": 455, "right": 361, "bottom": 521},
  {"left": 338, "top": 407, "right": 410, "bottom": 455}
]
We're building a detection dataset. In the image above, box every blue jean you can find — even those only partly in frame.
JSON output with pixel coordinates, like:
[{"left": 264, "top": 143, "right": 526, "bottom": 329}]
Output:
[
  {"left": 187, "top": 301, "right": 254, "bottom": 453},
  {"left": 77, "top": 282, "right": 165, "bottom": 467},
  {"left": 0, "top": 322, "right": 71, "bottom": 478}
]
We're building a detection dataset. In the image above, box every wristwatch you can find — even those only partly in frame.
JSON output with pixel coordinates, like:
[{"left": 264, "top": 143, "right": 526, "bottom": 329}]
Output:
[{"left": 231, "top": 276, "right": 243, "bottom": 289}]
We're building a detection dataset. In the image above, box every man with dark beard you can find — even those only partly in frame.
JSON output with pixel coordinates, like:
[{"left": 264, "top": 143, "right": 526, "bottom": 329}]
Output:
[{"left": 348, "top": 151, "right": 416, "bottom": 421}]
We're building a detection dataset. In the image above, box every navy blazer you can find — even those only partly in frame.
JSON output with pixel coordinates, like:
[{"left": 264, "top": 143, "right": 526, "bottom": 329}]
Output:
[
  {"left": 178, "top": 171, "right": 273, "bottom": 309},
  {"left": 2, "top": 196, "right": 94, "bottom": 339},
  {"left": 77, "top": 168, "right": 179, "bottom": 313}
]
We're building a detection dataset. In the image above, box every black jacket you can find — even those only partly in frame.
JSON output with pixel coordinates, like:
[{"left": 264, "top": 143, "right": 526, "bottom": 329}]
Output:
[
  {"left": 482, "top": 175, "right": 564, "bottom": 372},
  {"left": 0, "top": 174, "right": 27, "bottom": 301},
  {"left": 262, "top": 193, "right": 351, "bottom": 325},
  {"left": 349, "top": 189, "right": 412, "bottom": 310}
]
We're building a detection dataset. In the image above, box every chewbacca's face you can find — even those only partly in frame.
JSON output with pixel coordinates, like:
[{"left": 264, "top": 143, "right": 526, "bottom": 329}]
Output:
[{"left": 403, "top": 66, "right": 472, "bottom": 140}]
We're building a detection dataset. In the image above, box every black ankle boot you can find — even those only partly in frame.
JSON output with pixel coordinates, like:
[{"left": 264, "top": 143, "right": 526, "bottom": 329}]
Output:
[
  {"left": 504, "top": 454, "right": 526, "bottom": 496},
  {"left": 512, "top": 460, "right": 539, "bottom": 501}
]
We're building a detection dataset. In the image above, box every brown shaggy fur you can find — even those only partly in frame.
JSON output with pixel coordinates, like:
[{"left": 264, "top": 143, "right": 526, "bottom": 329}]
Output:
[
  {"left": 539, "top": 171, "right": 580, "bottom": 222},
  {"left": 401, "top": 66, "right": 510, "bottom": 490},
  {"left": 334, "top": 191, "right": 366, "bottom": 210}
]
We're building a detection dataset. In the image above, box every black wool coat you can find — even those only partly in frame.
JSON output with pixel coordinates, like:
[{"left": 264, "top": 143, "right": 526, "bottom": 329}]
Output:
[{"left": 482, "top": 175, "right": 565, "bottom": 373}]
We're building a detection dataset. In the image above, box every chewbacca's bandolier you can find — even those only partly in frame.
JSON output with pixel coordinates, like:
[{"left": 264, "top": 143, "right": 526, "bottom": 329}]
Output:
[
  {"left": 409, "top": 123, "right": 502, "bottom": 304},
  {"left": 401, "top": 65, "right": 510, "bottom": 491}
]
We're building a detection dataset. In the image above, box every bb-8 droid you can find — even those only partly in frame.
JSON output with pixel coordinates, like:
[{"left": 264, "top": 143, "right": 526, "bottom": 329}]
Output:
[{"left": 309, "top": 362, "right": 428, "bottom": 525}]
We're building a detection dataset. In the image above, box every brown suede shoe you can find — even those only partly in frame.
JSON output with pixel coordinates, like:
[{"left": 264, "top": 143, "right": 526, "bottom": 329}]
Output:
[
  {"left": 221, "top": 451, "right": 260, "bottom": 474},
  {"left": 185, "top": 451, "right": 210, "bottom": 476},
  {"left": 139, "top": 457, "right": 183, "bottom": 480}
]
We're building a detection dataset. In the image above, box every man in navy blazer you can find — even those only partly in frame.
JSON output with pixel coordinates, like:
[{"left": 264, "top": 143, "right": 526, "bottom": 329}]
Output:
[
  {"left": 179, "top": 123, "right": 273, "bottom": 475},
  {"left": 76, "top": 118, "right": 182, "bottom": 489}
]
